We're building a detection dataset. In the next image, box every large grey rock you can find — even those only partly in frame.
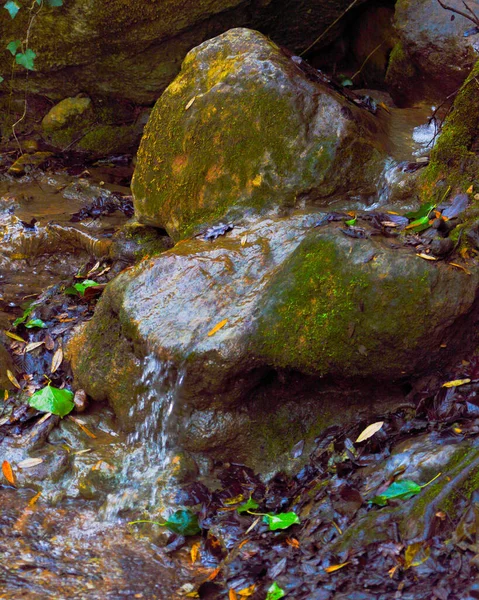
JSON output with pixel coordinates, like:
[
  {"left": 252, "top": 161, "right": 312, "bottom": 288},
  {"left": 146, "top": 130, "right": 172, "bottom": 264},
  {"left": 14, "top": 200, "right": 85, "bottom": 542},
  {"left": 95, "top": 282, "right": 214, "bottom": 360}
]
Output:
[
  {"left": 132, "top": 28, "right": 386, "bottom": 240},
  {"left": 387, "top": 0, "right": 479, "bottom": 104}
]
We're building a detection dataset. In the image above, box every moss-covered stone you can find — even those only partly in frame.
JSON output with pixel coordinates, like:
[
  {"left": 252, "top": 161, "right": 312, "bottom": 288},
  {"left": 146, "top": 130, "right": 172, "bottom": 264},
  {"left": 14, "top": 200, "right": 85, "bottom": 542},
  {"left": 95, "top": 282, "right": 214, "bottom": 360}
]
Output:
[{"left": 132, "top": 28, "right": 386, "bottom": 240}]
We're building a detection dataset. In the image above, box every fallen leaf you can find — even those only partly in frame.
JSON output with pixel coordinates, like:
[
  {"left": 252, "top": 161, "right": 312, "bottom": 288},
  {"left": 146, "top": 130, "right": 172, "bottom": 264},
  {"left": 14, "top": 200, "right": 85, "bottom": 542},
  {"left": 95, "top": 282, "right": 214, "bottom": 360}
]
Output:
[
  {"left": 28, "top": 491, "right": 41, "bottom": 506},
  {"left": 190, "top": 542, "right": 201, "bottom": 563},
  {"left": 68, "top": 416, "right": 97, "bottom": 438},
  {"left": 24, "top": 341, "right": 44, "bottom": 353},
  {"left": 51, "top": 346, "right": 63, "bottom": 374},
  {"left": 238, "top": 584, "right": 255, "bottom": 597},
  {"left": 355, "top": 421, "right": 384, "bottom": 443},
  {"left": 44, "top": 334, "right": 54, "bottom": 350},
  {"left": 442, "top": 378, "right": 471, "bottom": 388},
  {"left": 449, "top": 262, "right": 472, "bottom": 275},
  {"left": 4, "top": 331, "right": 26, "bottom": 343},
  {"left": 18, "top": 458, "right": 43, "bottom": 469},
  {"left": 467, "top": 185, "right": 474, "bottom": 194},
  {"left": 6, "top": 370, "right": 21, "bottom": 389},
  {"left": 404, "top": 542, "right": 430, "bottom": 569},
  {"left": 185, "top": 96, "right": 196, "bottom": 110},
  {"left": 206, "top": 567, "right": 220, "bottom": 582},
  {"left": 207, "top": 319, "right": 228, "bottom": 337},
  {"left": 416, "top": 253, "right": 438, "bottom": 261},
  {"left": 325, "top": 562, "right": 350, "bottom": 573},
  {"left": 2, "top": 460, "right": 15, "bottom": 486},
  {"left": 286, "top": 537, "right": 300, "bottom": 548},
  {"left": 229, "top": 591, "right": 238, "bottom": 600}
]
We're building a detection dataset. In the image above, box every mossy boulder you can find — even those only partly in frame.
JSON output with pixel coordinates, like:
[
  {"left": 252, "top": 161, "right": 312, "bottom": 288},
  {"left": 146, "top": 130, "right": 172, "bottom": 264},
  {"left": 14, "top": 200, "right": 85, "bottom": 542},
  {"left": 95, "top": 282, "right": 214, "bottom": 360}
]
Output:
[
  {"left": 71, "top": 211, "right": 479, "bottom": 464},
  {"left": 387, "top": 0, "right": 479, "bottom": 105},
  {"left": 0, "top": 0, "right": 367, "bottom": 105},
  {"left": 132, "top": 28, "right": 386, "bottom": 240}
]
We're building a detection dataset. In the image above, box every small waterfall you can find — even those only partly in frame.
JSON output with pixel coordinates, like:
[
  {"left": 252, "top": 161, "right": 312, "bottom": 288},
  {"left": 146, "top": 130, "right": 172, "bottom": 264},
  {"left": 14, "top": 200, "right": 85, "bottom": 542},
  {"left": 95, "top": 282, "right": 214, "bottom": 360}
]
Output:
[{"left": 101, "top": 354, "right": 184, "bottom": 520}]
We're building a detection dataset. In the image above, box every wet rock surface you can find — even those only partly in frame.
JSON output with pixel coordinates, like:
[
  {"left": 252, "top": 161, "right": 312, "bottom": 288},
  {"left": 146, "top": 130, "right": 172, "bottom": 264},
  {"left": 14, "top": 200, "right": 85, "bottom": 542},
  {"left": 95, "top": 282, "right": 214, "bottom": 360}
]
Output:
[{"left": 133, "top": 28, "right": 387, "bottom": 239}]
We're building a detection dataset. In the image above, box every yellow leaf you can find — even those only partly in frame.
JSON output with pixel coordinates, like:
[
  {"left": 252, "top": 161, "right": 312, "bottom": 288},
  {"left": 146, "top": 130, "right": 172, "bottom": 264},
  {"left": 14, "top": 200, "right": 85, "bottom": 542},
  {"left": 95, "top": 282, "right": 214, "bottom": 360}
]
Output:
[
  {"left": 2, "top": 460, "right": 16, "bottom": 486},
  {"left": 325, "top": 562, "right": 350, "bottom": 573},
  {"left": 185, "top": 96, "right": 196, "bottom": 110},
  {"left": 229, "top": 591, "right": 238, "bottom": 600},
  {"left": 404, "top": 542, "right": 430, "bottom": 569},
  {"left": 449, "top": 262, "right": 472, "bottom": 275},
  {"left": 68, "top": 416, "right": 97, "bottom": 439},
  {"left": 6, "top": 370, "right": 21, "bottom": 389},
  {"left": 238, "top": 584, "right": 256, "bottom": 597},
  {"left": 4, "top": 390, "right": 9, "bottom": 401},
  {"left": 28, "top": 491, "right": 41, "bottom": 507},
  {"left": 467, "top": 185, "right": 474, "bottom": 194},
  {"left": 355, "top": 421, "right": 384, "bottom": 443},
  {"left": 442, "top": 378, "right": 471, "bottom": 388},
  {"left": 206, "top": 567, "right": 221, "bottom": 581},
  {"left": 4, "top": 331, "right": 26, "bottom": 343},
  {"left": 416, "top": 253, "right": 438, "bottom": 261},
  {"left": 51, "top": 346, "right": 63, "bottom": 374},
  {"left": 190, "top": 542, "right": 201, "bottom": 563},
  {"left": 207, "top": 319, "right": 228, "bottom": 337},
  {"left": 224, "top": 494, "right": 245, "bottom": 505}
]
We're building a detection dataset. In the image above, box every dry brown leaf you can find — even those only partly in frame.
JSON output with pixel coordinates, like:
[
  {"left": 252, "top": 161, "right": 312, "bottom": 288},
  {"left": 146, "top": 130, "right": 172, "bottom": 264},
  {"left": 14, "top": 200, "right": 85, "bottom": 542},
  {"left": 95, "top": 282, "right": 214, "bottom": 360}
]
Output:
[
  {"left": 207, "top": 319, "right": 228, "bottom": 337},
  {"left": 18, "top": 458, "right": 44, "bottom": 469},
  {"left": 68, "top": 416, "right": 97, "bottom": 439},
  {"left": 51, "top": 346, "right": 63, "bottom": 374},
  {"left": 6, "top": 370, "right": 21, "bottom": 389},
  {"left": 355, "top": 421, "right": 384, "bottom": 443},
  {"left": 325, "top": 562, "right": 349, "bottom": 573},
  {"left": 2, "top": 460, "right": 15, "bottom": 486},
  {"left": 24, "top": 341, "right": 44, "bottom": 353},
  {"left": 286, "top": 537, "right": 300, "bottom": 548},
  {"left": 44, "top": 334, "right": 54, "bottom": 351},
  {"left": 442, "top": 378, "right": 471, "bottom": 388},
  {"left": 4, "top": 331, "right": 26, "bottom": 343}
]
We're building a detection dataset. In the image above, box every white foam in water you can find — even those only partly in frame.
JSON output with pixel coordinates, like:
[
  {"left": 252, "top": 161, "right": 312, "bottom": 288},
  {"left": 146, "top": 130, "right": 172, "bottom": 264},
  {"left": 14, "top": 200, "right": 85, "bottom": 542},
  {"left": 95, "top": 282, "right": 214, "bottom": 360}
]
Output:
[
  {"left": 101, "top": 354, "right": 184, "bottom": 520},
  {"left": 412, "top": 117, "right": 438, "bottom": 156}
]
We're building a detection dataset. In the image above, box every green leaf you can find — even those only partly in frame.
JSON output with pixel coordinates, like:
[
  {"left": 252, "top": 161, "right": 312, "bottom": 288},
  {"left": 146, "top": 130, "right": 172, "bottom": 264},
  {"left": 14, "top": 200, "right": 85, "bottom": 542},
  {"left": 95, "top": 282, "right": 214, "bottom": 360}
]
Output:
[
  {"left": 46, "top": 0, "right": 63, "bottom": 5},
  {"left": 404, "top": 202, "right": 435, "bottom": 220},
  {"left": 15, "top": 49, "right": 36, "bottom": 71},
  {"left": 345, "top": 217, "right": 357, "bottom": 226},
  {"left": 13, "top": 305, "right": 34, "bottom": 327},
  {"left": 6, "top": 40, "right": 21, "bottom": 56},
  {"left": 0, "top": 75, "right": 3, "bottom": 83},
  {"left": 164, "top": 509, "right": 201, "bottom": 536},
  {"left": 4, "top": 1, "right": 20, "bottom": 18},
  {"left": 266, "top": 582, "right": 286, "bottom": 600},
  {"left": 263, "top": 512, "right": 300, "bottom": 531},
  {"left": 369, "top": 480, "right": 422, "bottom": 507},
  {"left": 237, "top": 497, "right": 259, "bottom": 514},
  {"left": 28, "top": 385, "right": 74, "bottom": 417},
  {"left": 25, "top": 318, "right": 47, "bottom": 329},
  {"left": 66, "top": 279, "right": 100, "bottom": 296},
  {"left": 405, "top": 215, "right": 431, "bottom": 233}
]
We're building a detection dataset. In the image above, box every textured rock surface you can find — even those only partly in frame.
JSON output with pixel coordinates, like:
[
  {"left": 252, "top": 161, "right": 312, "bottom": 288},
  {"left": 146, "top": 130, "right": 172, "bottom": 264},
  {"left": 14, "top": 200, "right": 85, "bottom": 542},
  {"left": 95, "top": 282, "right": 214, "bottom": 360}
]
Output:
[
  {"left": 70, "top": 211, "right": 479, "bottom": 462},
  {"left": 132, "top": 29, "right": 386, "bottom": 239},
  {"left": 387, "top": 0, "right": 479, "bottom": 104},
  {"left": 0, "top": 0, "right": 367, "bottom": 105},
  {"left": 0, "top": 342, "right": 14, "bottom": 390}
]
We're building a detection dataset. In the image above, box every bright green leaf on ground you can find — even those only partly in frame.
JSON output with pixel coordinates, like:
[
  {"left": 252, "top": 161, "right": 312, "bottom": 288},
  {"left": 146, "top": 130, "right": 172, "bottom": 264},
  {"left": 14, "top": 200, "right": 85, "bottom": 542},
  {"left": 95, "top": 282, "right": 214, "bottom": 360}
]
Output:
[
  {"left": 345, "top": 217, "right": 357, "bottom": 226},
  {"left": 237, "top": 497, "right": 259, "bottom": 514},
  {"left": 13, "top": 306, "right": 34, "bottom": 327},
  {"left": 404, "top": 202, "right": 435, "bottom": 221},
  {"left": 6, "top": 40, "right": 21, "bottom": 56},
  {"left": 16, "top": 49, "right": 36, "bottom": 71},
  {"left": 164, "top": 509, "right": 201, "bottom": 536},
  {"left": 4, "top": 1, "right": 20, "bottom": 18},
  {"left": 369, "top": 480, "right": 421, "bottom": 506},
  {"left": 266, "top": 582, "right": 286, "bottom": 599},
  {"left": 65, "top": 280, "right": 100, "bottom": 296},
  {"left": 405, "top": 215, "right": 431, "bottom": 233},
  {"left": 28, "top": 385, "right": 74, "bottom": 417},
  {"left": 25, "top": 318, "right": 47, "bottom": 329},
  {"left": 263, "top": 512, "right": 300, "bottom": 531}
]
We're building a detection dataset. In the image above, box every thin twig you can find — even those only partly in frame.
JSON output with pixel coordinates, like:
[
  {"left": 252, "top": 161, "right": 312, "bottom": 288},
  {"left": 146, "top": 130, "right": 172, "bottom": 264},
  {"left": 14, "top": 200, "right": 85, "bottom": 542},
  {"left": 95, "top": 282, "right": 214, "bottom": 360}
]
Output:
[
  {"left": 351, "top": 42, "right": 384, "bottom": 82},
  {"left": 300, "top": 0, "right": 361, "bottom": 56},
  {"left": 436, "top": 0, "right": 479, "bottom": 26}
]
